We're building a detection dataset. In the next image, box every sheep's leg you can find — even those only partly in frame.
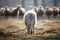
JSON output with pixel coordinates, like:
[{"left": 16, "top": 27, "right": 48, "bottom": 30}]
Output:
[
  {"left": 59, "top": 14, "right": 60, "bottom": 20},
  {"left": 37, "top": 15, "right": 40, "bottom": 19},
  {"left": 30, "top": 25, "right": 34, "bottom": 35},
  {"left": 53, "top": 16, "right": 56, "bottom": 19},
  {"left": 27, "top": 27, "right": 30, "bottom": 35},
  {"left": 40, "top": 15, "right": 42, "bottom": 19},
  {"left": 0, "top": 16, "right": 2, "bottom": 20},
  {"left": 29, "top": 27, "right": 32, "bottom": 35},
  {"left": 2, "top": 16, "right": 4, "bottom": 20},
  {"left": 5, "top": 15, "right": 8, "bottom": 20},
  {"left": 30, "top": 27, "right": 32, "bottom": 35},
  {"left": 0, "top": 16, "right": 1, "bottom": 20},
  {"left": 48, "top": 16, "right": 50, "bottom": 19},
  {"left": 32, "top": 26, "right": 34, "bottom": 34},
  {"left": 27, "top": 26, "right": 33, "bottom": 35},
  {"left": 31, "top": 26, "right": 34, "bottom": 35}
]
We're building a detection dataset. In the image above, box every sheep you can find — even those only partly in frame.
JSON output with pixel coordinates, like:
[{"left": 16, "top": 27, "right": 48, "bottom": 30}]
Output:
[
  {"left": 59, "top": 8, "right": 60, "bottom": 16},
  {"left": 29, "top": 6, "right": 37, "bottom": 13},
  {"left": 17, "top": 5, "right": 26, "bottom": 18},
  {"left": 45, "top": 7, "right": 53, "bottom": 19},
  {"left": 0, "top": 6, "right": 14, "bottom": 19},
  {"left": 4, "top": 6, "right": 10, "bottom": 19},
  {"left": 4, "top": 6, "right": 19, "bottom": 19},
  {"left": 53, "top": 7, "right": 59, "bottom": 19},
  {"left": 37, "top": 6, "right": 45, "bottom": 19},
  {"left": 0, "top": 7, "right": 5, "bottom": 20},
  {"left": 6, "top": 7, "right": 20, "bottom": 18},
  {"left": 23, "top": 10, "right": 37, "bottom": 35},
  {"left": 6, "top": 7, "right": 13, "bottom": 16},
  {"left": 12, "top": 7, "right": 19, "bottom": 17}
]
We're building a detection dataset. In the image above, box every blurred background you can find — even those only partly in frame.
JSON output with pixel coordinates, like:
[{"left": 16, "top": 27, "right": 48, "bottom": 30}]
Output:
[{"left": 0, "top": 0, "right": 60, "bottom": 10}]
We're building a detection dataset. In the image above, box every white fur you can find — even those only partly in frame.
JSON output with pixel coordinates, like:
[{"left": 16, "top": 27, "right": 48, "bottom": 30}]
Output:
[
  {"left": 23, "top": 10, "right": 37, "bottom": 25},
  {"left": 20, "top": 8, "right": 26, "bottom": 13}
]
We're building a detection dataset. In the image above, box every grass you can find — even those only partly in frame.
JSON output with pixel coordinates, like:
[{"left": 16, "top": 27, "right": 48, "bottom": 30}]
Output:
[{"left": 0, "top": 18, "right": 60, "bottom": 40}]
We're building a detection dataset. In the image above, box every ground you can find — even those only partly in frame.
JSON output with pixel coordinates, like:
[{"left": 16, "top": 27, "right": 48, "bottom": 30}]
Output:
[{"left": 0, "top": 18, "right": 60, "bottom": 40}]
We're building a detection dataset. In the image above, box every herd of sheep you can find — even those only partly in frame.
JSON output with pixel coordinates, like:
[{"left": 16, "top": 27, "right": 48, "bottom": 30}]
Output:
[
  {"left": 0, "top": 5, "right": 26, "bottom": 19},
  {"left": 0, "top": 6, "right": 60, "bottom": 19},
  {"left": 30, "top": 6, "right": 60, "bottom": 19},
  {"left": 0, "top": 5, "right": 60, "bottom": 35}
]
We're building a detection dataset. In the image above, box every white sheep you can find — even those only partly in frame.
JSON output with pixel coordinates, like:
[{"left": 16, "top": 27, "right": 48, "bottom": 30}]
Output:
[
  {"left": 23, "top": 10, "right": 37, "bottom": 35},
  {"left": 37, "top": 6, "right": 45, "bottom": 18}
]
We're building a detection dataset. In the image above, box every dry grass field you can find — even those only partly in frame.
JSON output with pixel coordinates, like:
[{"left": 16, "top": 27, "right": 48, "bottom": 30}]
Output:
[{"left": 0, "top": 18, "right": 60, "bottom": 40}]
